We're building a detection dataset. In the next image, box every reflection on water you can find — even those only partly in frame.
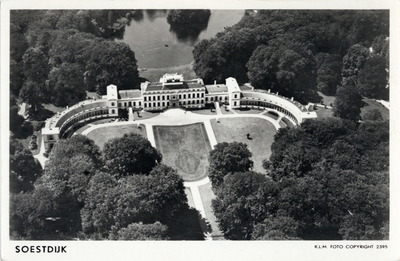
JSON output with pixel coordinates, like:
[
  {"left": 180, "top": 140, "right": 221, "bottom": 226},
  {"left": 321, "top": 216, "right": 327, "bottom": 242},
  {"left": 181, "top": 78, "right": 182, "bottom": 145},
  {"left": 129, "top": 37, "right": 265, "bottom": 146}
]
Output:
[
  {"left": 119, "top": 10, "right": 244, "bottom": 69},
  {"left": 167, "top": 10, "right": 211, "bottom": 45}
]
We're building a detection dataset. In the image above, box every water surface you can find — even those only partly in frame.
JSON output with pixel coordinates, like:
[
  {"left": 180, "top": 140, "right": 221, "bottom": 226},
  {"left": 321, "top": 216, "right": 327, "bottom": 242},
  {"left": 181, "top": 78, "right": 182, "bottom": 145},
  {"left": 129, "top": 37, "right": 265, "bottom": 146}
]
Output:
[{"left": 119, "top": 10, "right": 245, "bottom": 68}]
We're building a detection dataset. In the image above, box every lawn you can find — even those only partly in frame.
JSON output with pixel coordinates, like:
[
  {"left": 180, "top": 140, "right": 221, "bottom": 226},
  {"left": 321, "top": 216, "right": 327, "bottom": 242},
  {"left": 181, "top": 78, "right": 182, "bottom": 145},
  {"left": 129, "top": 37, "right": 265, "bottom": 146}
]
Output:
[
  {"left": 210, "top": 117, "right": 277, "bottom": 173},
  {"left": 233, "top": 108, "right": 265, "bottom": 114},
  {"left": 184, "top": 187, "right": 195, "bottom": 209},
  {"left": 361, "top": 98, "right": 389, "bottom": 120},
  {"left": 153, "top": 123, "right": 211, "bottom": 181},
  {"left": 85, "top": 124, "right": 147, "bottom": 149},
  {"left": 198, "top": 182, "right": 224, "bottom": 240}
]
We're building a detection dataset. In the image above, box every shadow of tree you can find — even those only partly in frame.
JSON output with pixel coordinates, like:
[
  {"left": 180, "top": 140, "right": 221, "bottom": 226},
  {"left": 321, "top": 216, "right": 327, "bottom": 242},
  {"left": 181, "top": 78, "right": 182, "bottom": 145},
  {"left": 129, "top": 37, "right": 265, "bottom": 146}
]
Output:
[{"left": 165, "top": 207, "right": 211, "bottom": 240}]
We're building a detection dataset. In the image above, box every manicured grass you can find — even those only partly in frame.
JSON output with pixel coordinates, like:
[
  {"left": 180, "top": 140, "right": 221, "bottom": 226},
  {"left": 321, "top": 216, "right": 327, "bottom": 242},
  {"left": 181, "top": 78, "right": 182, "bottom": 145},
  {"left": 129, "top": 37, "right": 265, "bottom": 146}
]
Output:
[
  {"left": 233, "top": 108, "right": 265, "bottom": 114},
  {"left": 281, "top": 117, "right": 295, "bottom": 128},
  {"left": 210, "top": 117, "right": 277, "bottom": 173},
  {"left": 190, "top": 109, "right": 217, "bottom": 115},
  {"left": 315, "top": 106, "right": 334, "bottom": 118},
  {"left": 133, "top": 110, "right": 160, "bottom": 120},
  {"left": 198, "top": 182, "right": 224, "bottom": 239},
  {"left": 221, "top": 107, "right": 234, "bottom": 115},
  {"left": 85, "top": 124, "right": 147, "bottom": 149},
  {"left": 361, "top": 98, "right": 389, "bottom": 120},
  {"left": 318, "top": 92, "right": 336, "bottom": 106},
  {"left": 263, "top": 111, "right": 280, "bottom": 120},
  {"left": 74, "top": 124, "right": 92, "bottom": 134},
  {"left": 153, "top": 123, "right": 211, "bottom": 181}
]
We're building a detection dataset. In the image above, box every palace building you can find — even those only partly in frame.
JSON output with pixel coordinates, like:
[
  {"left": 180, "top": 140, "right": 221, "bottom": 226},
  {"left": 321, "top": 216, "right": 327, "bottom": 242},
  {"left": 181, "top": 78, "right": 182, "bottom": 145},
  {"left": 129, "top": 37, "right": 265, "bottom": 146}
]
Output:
[{"left": 41, "top": 73, "right": 317, "bottom": 150}]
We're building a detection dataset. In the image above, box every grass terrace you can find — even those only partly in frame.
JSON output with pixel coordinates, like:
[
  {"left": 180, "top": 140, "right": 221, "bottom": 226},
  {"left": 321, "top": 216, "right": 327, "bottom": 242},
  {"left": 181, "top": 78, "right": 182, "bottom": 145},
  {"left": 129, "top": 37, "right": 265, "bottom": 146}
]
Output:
[
  {"left": 233, "top": 108, "right": 265, "bottom": 114},
  {"left": 198, "top": 182, "right": 224, "bottom": 240},
  {"left": 263, "top": 110, "right": 280, "bottom": 120},
  {"left": 184, "top": 187, "right": 195, "bottom": 209},
  {"left": 85, "top": 124, "right": 147, "bottom": 150},
  {"left": 210, "top": 117, "right": 277, "bottom": 173},
  {"left": 361, "top": 98, "right": 390, "bottom": 120},
  {"left": 153, "top": 123, "right": 211, "bottom": 181}
]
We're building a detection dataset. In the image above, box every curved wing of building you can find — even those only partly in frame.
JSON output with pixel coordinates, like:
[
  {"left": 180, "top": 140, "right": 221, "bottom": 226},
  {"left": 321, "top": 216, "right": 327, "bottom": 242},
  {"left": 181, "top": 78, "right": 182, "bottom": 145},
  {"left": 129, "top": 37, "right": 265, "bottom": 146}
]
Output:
[{"left": 41, "top": 74, "right": 317, "bottom": 150}]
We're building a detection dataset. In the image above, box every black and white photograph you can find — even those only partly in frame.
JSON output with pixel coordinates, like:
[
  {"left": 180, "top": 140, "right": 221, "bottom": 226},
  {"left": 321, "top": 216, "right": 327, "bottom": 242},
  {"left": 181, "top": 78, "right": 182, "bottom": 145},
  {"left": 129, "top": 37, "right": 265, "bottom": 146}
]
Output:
[{"left": 1, "top": 0, "right": 399, "bottom": 260}]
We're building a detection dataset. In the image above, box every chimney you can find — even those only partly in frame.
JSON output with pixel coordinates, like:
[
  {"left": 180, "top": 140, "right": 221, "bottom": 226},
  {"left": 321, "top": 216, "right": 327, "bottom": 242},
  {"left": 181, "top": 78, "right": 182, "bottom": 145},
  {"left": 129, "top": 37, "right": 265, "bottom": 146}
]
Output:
[{"left": 214, "top": 80, "right": 216, "bottom": 86}]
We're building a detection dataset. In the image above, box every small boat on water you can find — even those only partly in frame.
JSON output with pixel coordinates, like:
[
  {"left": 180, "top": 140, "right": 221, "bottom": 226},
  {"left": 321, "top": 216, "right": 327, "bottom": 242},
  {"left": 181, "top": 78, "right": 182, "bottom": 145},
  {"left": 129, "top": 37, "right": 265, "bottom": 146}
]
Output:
[{"left": 165, "top": 44, "right": 169, "bottom": 47}]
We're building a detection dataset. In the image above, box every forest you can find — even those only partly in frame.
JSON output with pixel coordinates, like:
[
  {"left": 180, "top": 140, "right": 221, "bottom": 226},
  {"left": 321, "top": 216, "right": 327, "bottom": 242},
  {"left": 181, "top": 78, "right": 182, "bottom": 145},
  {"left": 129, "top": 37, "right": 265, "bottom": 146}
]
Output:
[
  {"left": 193, "top": 10, "right": 389, "bottom": 104},
  {"left": 209, "top": 118, "right": 389, "bottom": 240},
  {"left": 9, "top": 10, "right": 390, "bottom": 240}
]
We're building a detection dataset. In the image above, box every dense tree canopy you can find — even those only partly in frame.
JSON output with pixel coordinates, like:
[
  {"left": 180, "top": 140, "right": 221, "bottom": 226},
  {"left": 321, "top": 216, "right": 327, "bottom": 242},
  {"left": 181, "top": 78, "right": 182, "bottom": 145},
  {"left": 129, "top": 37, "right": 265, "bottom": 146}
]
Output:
[
  {"left": 167, "top": 10, "right": 211, "bottom": 40},
  {"left": 10, "top": 10, "right": 140, "bottom": 115},
  {"left": 81, "top": 165, "right": 198, "bottom": 239},
  {"left": 102, "top": 133, "right": 162, "bottom": 177},
  {"left": 315, "top": 53, "right": 342, "bottom": 96},
  {"left": 333, "top": 85, "right": 364, "bottom": 121},
  {"left": 110, "top": 222, "right": 169, "bottom": 240},
  {"left": 211, "top": 117, "right": 389, "bottom": 240},
  {"left": 10, "top": 139, "right": 42, "bottom": 193},
  {"left": 193, "top": 10, "right": 389, "bottom": 103},
  {"left": 208, "top": 142, "right": 253, "bottom": 187},
  {"left": 212, "top": 171, "right": 278, "bottom": 240},
  {"left": 246, "top": 43, "right": 317, "bottom": 103},
  {"left": 357, "top": 55, "right": 388, "bottom": 99}
]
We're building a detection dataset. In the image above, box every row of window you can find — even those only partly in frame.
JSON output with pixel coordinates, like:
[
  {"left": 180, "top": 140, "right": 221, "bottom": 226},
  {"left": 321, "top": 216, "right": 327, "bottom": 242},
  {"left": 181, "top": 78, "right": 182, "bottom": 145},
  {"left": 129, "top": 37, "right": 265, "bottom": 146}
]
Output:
[
  {"left": 60, "top": 109, "right": 109, "bottom": 137},
  {"left": 205, "top": 96, "right": 228, "bottom": 102},
  {"left": 144, "top": 99, "right": 205, "bottom": 108},
  {"left": 239, "top": 100, "right": 298, "bottom": 124},
  {"left": 147, "top": 88, "right": 204, "bottom": 95},
  {"left": 144, "top": 93, "right": 205, "bottom": 102},
  {"left": 118, "top": 101, "right": 142, "bottom": 108}
]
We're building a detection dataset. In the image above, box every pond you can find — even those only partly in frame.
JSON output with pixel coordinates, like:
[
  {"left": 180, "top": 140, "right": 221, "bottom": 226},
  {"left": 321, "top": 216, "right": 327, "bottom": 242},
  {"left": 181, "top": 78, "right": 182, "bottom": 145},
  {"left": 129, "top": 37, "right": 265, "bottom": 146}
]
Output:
[{"left": 118, "top": 10, "right": 245, "bottom": 69}]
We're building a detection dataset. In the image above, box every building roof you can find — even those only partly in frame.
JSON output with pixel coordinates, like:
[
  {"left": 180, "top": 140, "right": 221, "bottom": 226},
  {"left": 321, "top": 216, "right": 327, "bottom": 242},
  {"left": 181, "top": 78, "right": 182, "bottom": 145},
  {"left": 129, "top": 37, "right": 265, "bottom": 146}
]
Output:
[
  {"left": 205, "top": 84, "right": 228, "bottom": 93},
  {"left": 119, "top": 89, "right": 142, "bottom": 99},
  {"left": 44, "top": 99, "right": 108, "bottom": 129},
  {"left": 239, "top": 84, "right": 253, "bottom": 91},
  {"left": 145, "top": 81, "right": 204, "bottom": 92}
]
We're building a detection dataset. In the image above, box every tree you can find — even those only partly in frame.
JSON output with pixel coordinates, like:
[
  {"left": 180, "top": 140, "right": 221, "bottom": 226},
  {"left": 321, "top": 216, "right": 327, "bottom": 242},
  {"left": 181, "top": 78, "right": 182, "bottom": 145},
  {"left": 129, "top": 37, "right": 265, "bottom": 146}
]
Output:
[
  {"left": 10, "top": 106, "right": 25, "bottom": 135},
  {"left": 357, "top": 55, "right": 388, "bottom": 99},
  {"left": 251, "top": 216, "right": 301, "bottom": 240},
  {"left": 10, "top": 23, "right": 29, "bottom": 62},
  {"left": 19, "top": 80, "right": 46, "bottom": 113},
  {"left": 83, "top": 40, "right": 140, "bottom": 94},
  {"left": 333, "top": 85, "right": 363, "bottom": 121},
  {"left": 10, "top": 139, "right": 42, "bottom": 193},
  {"left": 315, "top": 53, "right": 342, "bottom": 95},
  {"left": 22, "top": 47, "right": 50, "bottom": 84},
  {"left": 103, "top": 133, "right": 162, "bottom": 177},
  {"left": 110, "top": 222, "right": 169, "bottom": 240},
  {"left": 46, "top": 62, "right": 86, "bottom": 107},
  {"left": 167, "top": 10, "right": 211, "bottom": 41},
  {"left": 81, "top": 165, "right": 192, "bottom": 239},
  {"left": 211, "top": 171, "right": 278, "bottom": 240},
  {"left": 246, "top": 43, "right": 317, "bottom": 103},
  {"left": 341, "top": 44, "right": 369, "bottom": 86},
  {"left": 208, "top": 142, "right": 253, "bottom": 187}
]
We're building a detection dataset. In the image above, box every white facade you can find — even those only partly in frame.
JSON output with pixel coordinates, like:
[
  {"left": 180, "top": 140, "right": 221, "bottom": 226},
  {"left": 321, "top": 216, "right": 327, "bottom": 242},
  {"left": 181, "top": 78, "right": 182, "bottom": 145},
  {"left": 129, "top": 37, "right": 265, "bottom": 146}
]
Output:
[{"left": 41, "top": 73, "right": 317, "bottom": 150}]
